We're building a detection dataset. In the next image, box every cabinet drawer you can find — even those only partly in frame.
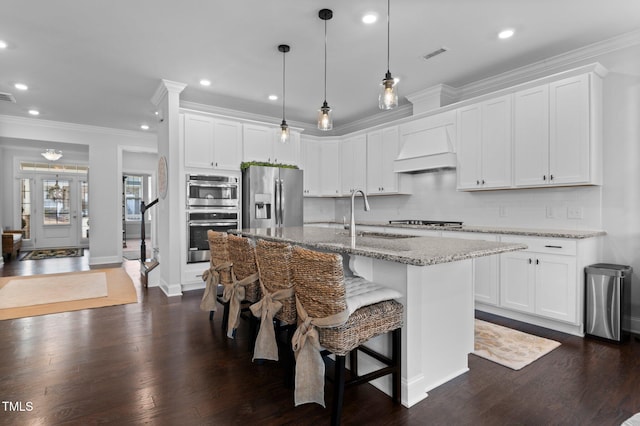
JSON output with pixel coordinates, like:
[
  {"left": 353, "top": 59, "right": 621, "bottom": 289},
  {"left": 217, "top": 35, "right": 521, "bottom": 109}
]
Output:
[{"left": 500, "top": 235, "right": 577, "bottom": 255}]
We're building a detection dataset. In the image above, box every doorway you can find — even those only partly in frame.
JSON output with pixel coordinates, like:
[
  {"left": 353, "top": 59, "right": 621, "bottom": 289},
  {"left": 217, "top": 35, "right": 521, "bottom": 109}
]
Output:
[{"left": 20, "top": 173, "right": 89, "bottom": 250}]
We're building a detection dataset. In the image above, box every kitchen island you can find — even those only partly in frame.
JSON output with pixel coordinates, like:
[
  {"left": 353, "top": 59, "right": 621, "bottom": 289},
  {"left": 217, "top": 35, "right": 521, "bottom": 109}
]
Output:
[{"left": 233, "top": 226, "right": 526, "bottom": 407}]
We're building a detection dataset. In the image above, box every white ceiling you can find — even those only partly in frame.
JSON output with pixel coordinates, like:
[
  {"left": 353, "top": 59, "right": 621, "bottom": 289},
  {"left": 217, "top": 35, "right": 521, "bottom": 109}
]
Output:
[{"left": 1, "top": 0, "right": 640, "bottom": 137}]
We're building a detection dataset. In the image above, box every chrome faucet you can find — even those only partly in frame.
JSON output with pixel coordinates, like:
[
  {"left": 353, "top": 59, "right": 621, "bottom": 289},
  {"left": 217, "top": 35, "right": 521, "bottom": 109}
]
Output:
[{"left": 349, "top": 189, "right": 370, "bottom": 238}]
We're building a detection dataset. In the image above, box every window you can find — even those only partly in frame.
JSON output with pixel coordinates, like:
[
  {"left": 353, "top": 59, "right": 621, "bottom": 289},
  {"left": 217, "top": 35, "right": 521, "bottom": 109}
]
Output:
[
  {"left": 20, "top": 178, "right": 31, "bottom": 239},
  {"left": 80, "top": 180, "right": 90, "bottom": 238},
  {"left": 124, "top": 175, "right": 143, "bottom": 221},
  {"left": 43, "top": 178, "right": 70, "bottom": 225}
]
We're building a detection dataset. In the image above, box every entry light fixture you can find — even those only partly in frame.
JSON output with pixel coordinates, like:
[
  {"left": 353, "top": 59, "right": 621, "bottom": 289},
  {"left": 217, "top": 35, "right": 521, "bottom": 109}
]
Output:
[
  {"left": 41, "top": 149, "right": 63, "bottom": 161},
  {"left": 317, "top": 8, "right": 333, "bottom": 131},
  {"left": 278, "top": 44, "right": 291, "bottom": 143},
  {"left": 378, "top": 0, "right": 398, "bottom": 110}
]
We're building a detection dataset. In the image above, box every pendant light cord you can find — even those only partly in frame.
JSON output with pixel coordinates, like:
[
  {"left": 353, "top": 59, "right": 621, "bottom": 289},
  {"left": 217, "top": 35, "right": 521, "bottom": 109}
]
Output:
[
  {"left": 282, "top": 49, "right": 286, "bottom": 121},
  {"left": 324, "top": 18, "right": 328, "bottom": 102},
  {"left": 386, "top": 0, "right": 391, "bottom": 74}
]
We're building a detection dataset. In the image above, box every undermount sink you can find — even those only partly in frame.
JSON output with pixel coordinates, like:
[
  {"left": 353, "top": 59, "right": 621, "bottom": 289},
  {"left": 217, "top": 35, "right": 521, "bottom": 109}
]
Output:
[{"left": 338, "top": 230, "right": 418, "bottom": 239}]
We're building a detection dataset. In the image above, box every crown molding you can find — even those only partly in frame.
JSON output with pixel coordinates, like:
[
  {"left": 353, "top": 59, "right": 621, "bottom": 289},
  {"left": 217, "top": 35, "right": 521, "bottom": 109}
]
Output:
[
  {"left": 457, "top": 28, "right": 640, "bottom": 100},
  {"left": 0, "top": 114, "right": 156, "bottom": 141}
]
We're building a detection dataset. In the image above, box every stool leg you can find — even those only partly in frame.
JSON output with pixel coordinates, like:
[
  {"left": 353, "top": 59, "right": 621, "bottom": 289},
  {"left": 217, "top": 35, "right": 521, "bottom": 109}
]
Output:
[
  {"left": 221, "top": 301, "right": 230, "bottom": 333},
  {"left": 392, "top": 327, "right": 401, "bottom": 403},
  {"left": 209, "top": 310, "right": 214, "bottom": 321},
  {"left": 331, "top": 355, "right": 346, "bottom": 426},
  {"left": 349, "top": 350, "right": 358, "bottom": 378},
  {"left": 248, "top": 315, "right": 258, "bottom": 352}
]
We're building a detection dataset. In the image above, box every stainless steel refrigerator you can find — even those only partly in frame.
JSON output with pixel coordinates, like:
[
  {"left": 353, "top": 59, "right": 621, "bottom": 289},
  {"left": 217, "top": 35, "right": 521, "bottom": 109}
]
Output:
[{"left": 242, "top": 166, "right": 303, "bottom": 228}]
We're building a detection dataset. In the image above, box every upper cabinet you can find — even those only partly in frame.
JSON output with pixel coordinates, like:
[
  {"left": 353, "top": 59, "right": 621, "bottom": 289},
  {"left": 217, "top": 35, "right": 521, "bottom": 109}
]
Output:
[
  {"left": 242, "top": 124, "right": 300, "bottom": 166},
  {"left": 340, "top": 134, "right": 367, "bottom": 196},
  {"left": 301, "top": 138, "right": 340, "bottom": 197},
  {"left": 367, "top": 126, "right": 411, "bottom": 195},
  {"left": 457, "top": 67, "right": 604, "bottom": 191},
  {"left": 184, "top": 113, "right": 242, "bottom": 171},
  {"left": 457, "top": 94, "right": 513, "bottom": 190},
  {"left": 514, "top": 74, "right": 601, "bottom": 187}
]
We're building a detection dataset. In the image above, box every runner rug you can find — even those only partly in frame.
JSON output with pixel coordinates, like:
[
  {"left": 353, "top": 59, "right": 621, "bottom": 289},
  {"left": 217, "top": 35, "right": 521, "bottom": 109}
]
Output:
[
  {"left": 0, "top": 268, "right": 137, "bottom": 320},
  {"left": 473, "top": 319, "right": 561, "bottom": 370},
  {"left": 21, "top": 248, "right": 84, "bottom": 260}
]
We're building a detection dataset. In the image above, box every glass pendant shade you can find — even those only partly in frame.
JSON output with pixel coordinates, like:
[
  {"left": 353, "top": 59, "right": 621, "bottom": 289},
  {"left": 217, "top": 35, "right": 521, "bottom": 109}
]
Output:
[
  {"left": 280, "top": 120, "right": 290, "bottom": 144},
  {"left": 317, "top": 101, "right": 333, "bottom": 131},
  {"left": 379, "top": 71, "right": 398, "bottom": 110}
]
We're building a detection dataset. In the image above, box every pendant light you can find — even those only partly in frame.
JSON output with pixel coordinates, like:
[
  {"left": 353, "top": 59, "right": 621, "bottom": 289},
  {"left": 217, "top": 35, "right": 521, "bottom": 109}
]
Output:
[
  {"left": 41, "top": 149, "right": 63, "bottom": 161},
  {"left": 317, "top": 8, "right": 333, "bottom": 131},
  {"left": 379, "top": 0, "right": 398, "bottom": 110},
  {"left": 278, "top": 44, "right": 291, "bottom": 143}
]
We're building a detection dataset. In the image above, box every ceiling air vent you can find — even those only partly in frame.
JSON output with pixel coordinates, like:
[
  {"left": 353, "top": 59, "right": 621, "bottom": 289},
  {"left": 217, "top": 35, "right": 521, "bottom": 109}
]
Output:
[
  {"left": 422, "top": 47, "right": 448, "bottom": 61},
  {"left": 0, "top": 92, "right": 17, "bottom": 103}
]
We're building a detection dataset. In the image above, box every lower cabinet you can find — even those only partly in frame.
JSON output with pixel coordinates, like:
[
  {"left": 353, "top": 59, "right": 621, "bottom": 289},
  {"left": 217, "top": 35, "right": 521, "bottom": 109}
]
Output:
[{"left": 498, "top": 235, "right": 585, "bottom": 329}]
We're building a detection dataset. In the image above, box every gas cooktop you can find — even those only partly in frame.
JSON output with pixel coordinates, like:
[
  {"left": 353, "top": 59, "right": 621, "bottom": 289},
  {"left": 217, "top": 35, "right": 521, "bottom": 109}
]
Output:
[{"left": 388, "top": 219, "right": 464, "bottom": 228}]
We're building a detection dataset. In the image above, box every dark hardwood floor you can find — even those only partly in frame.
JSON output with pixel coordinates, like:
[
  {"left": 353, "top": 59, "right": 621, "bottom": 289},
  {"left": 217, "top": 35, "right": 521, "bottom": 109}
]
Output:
[{"left": 1, "top": 254, "right": 639, "bottom": 425}]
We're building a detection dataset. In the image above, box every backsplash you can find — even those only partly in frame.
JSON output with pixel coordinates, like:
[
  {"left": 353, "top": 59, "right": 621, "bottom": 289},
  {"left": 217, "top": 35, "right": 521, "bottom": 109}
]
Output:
[{"left": 323, "top": 169, "right": 603, "bottom": 230}]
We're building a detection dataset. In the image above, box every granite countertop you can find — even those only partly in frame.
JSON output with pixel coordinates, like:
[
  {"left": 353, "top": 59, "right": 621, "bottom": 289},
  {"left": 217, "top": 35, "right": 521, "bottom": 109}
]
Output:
[
  {"left": 232, "top": 226, "right": 526, "bottom": 267},
  {"left": 304, "top": 221, "right": 606, "bottom": 239}
]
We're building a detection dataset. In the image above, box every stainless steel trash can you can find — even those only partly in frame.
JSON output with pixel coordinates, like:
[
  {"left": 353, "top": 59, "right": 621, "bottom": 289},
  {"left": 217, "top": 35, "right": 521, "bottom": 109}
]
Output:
[{"left": 585, "top": 263, "right": 632, "bottom": 342}]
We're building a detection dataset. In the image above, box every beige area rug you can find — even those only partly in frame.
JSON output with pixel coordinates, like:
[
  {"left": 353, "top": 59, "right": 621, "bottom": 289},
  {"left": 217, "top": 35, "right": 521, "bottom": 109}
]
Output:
[
  {"left": 474, "top": 319, "right": 561, "bottom": 370},
  {"left": 0, "top": 268, "right": 138, "bottom": 320}
]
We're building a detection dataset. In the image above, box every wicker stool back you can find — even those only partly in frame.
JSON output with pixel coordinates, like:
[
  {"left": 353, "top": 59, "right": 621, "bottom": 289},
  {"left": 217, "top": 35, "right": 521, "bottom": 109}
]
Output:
[{"left": 254, "top": 239, "right": 296, "bottom": 325}]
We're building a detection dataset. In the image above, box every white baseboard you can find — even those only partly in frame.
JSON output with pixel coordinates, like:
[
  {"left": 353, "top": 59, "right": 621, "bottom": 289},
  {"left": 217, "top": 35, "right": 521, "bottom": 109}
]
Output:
[{"left": 89, "top": 255, "right": 122, "bottom": 266}]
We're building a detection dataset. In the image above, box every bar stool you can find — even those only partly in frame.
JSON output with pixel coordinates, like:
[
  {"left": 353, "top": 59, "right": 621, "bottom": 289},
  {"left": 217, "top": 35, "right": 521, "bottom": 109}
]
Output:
[
  {"left": 290, "top": 246, "right": 403, "bottom": 426},
  {"left": 251, "top": 239, "right": 296, "bottom": 364},
  {"left": 225, "top": 234, "right": 261, "bottom": 340},
  {"left": 201, "top": 230, "right": 233, "bottom": 322}
]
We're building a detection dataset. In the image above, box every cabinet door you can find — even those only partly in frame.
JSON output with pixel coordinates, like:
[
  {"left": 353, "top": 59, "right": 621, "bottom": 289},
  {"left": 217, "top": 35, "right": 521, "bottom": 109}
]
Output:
[
  {"left": 273, "top": 130, "right": 300, "bottom": 165},
  {"left": 514, "top": 85, "right": 550, "bottom": 187},
  {"left": 366, "top": 130, "right": 383, "bottom": 194},
  {"left": 500, "top": 251, "right": 535, "bottom": 313},
  {"left": 243, "top": 124, "right": 274, "bottom": 163},
  {"left": 456, "top": 104, "right": 482, "bottom": 189},
  {"left": 341, "top": 135, "right": 367, "bottom": 196},
  {"left": 320, "top": 140, "right": 340, "bottom": 196},
  {"left": 380, "top": 127, "right": 400, "bottom": 193},
  {"left": 535, "top": 254, "right": 577, "bottom": 323},
  {"left": 301, "top": 140, "right": 321, "bottom": 196},
  {"left": 481, "top": 95, "right": 512, "bottom": 189},
  {"left": 549, "top": 75, "right": 591, "bottom": 185},
  {"left": 212, "top": 119, "right": 242, "bottom": 170},
  {"left": 184, "top": 114, "right": 214, "bottom": 168}
]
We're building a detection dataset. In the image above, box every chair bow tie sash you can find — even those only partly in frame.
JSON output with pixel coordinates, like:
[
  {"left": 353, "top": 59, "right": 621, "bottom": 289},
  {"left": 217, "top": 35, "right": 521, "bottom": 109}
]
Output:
[
  {"left": 249, "top": 281, "right": 295, "bottom": 361},
  {"left": 222, "top": 271, "right": 260, "bottom": 338},
  {"left": 200, "top": 261, "right": 232, "bottom": 312}
]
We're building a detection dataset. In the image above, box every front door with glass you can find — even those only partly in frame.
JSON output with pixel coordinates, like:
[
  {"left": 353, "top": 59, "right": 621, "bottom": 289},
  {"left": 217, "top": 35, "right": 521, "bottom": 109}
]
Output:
[{"left": 33, "top": 175, "right": 78, "bottom": 249}]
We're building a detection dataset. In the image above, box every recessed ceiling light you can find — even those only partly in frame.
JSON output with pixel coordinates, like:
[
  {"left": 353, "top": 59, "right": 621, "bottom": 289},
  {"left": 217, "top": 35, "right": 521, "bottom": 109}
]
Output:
[
  {"left": 28, "top": 109, "right": 39, "bottom": 116},
  {"left": 362, "top": 13, "right": 377, "bottom": 24},
  {"left": 0, "top": 40, "right": 7, "bottom": 49},
  {"left": 498, "top": 28, "right": 515, "bottom": 39},
  {"left": 140, "top": 124, "right": 149, "bottom": 130},
  {"left": 268, "top": 94, "right": 278, "bottom": 101},
  {"left": 14, "top": 83, "right": 28, "bottom": 90},
  {"left": 200, "top": 79, "right": 211, "bottom": 86}
]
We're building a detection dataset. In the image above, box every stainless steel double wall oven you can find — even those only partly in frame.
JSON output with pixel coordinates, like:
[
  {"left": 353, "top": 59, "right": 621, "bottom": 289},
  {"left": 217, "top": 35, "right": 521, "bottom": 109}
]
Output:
[{"left": 186, "top": 174, "right": 239, "bottom": 263}]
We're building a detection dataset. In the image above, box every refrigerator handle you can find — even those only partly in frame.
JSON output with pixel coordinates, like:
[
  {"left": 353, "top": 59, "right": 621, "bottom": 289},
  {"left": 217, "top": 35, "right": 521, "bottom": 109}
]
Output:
[
  {"left": 279, "top": 179, "right": 284, "bottom": 225},
  {"left": 274, "top": 178, "right": 280, "bottom": 225}
]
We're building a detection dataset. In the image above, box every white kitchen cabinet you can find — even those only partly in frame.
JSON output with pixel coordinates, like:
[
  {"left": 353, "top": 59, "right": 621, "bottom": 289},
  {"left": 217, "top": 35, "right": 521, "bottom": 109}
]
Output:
[
  {"left": 320, "top": 139, "right": 341, "bottom": 196},
  {"left": 243, "top": 123, "right": 300, "bottom": 165},
  {"left": 442, "top": 231, "right": 499, "bottom": 306},
  {"left": 367, "top": 127, "right": 411, "bottom": 195},
  {"left": 301, "top": 138, "right": 340, "bottom": 197},
  {"left": 184, "top": 113, "right": 242, "bottom": 171},
  {"left": 514, "top": 73, "right": 602, "bottom": 187},
  {"left": 340, "top": 134, "right": 367, "bottom": 196},
  {"left": 456, "top": 94, "right": 512, "bottom": 190},
  {"left": 500, "top": 236, "right": 578, "bottom": 323},
  {"left": 301, "top": 138, "right": 321, "bottom": 196}
]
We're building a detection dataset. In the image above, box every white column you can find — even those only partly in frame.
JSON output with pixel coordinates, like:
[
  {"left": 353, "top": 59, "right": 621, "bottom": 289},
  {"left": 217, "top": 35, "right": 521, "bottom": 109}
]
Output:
[{"left": 151, "top": 80, "right": 187, "bottom": 297}]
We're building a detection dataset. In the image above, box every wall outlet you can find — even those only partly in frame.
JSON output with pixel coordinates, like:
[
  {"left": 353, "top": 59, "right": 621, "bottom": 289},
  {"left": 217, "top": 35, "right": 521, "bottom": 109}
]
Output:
[
  {"left": 546, "top": 206, "right": 555, "bottom": 219},
  {"left": 567, "top": 206, "right": 584, "bottom": 219}
]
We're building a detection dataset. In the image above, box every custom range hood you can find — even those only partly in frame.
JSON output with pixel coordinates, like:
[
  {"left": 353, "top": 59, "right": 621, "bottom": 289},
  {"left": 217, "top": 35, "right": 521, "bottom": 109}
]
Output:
[{"left": 393, "top": 109, "right": 457, "bottom": 173}]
